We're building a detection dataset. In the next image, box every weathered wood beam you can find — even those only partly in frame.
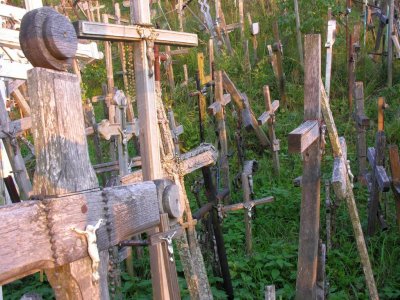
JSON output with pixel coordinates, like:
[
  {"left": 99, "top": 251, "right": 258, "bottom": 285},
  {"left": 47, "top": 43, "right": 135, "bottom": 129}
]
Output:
[
  {"left": 120, "top": 143, "right": 218, "bottom": 184},
  {"left": 288, "top": 120, "right": 319, "bottom": 153},
  {"left": 388, "top": 145, "right": 400, "bottom": 229},
  {"left": 0, "top": 181, "right": 167, "bottom": 286},
  {"left": 294, "top": 34, "right": 321, "bottom": 300},
  {"left": 73, "top": 21, "right": 198, "bottom": 47}
]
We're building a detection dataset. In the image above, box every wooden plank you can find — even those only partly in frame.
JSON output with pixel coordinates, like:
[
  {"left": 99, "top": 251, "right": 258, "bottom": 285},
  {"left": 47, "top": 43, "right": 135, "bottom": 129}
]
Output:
[
  {"left": 288, "top": 120, "right": 320, "bottom": 153},
  {"left": 388, "top": 145, "right": 400, "bottom": 228},
  {"left": 74, "top": 21, "right": 198, "bottom": 47},
  {"left": 295, "top": 34, "right": 321, "bottom": 300},
  {"left": 0, "top": 3, "right": 26, "bottom": 20},
  {"left": 0, "top": 181, "right": 160, "bottom": 286},
  {"left": 130, "top": 1, "right": 173, "bottom": 298},
  {"left": 332, "top": 137, "right": 348, "bottom": 200},
  {"left": 0, "top": 117, "right": 31, "bottom": 139},
  {"left": 0, "top": 59, "right": 32, "bottom": 80}
]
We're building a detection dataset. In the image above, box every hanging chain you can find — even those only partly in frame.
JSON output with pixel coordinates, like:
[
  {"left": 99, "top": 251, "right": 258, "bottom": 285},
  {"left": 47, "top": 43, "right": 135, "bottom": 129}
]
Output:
[
  {"left": 102, "top": 189, "right": 121, "bottom": 300},
  {"left": 126, "top": 44, "right": 136, "bottom": 101}
]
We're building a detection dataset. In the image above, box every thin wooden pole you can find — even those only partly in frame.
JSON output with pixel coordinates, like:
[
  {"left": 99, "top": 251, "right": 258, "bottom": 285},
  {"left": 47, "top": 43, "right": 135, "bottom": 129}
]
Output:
[
  {"left": 388, "top": 0, "right": 394, "bottom": 86},
  {"left": 293, "top": 0, "right": 304, "bottom": 67}
]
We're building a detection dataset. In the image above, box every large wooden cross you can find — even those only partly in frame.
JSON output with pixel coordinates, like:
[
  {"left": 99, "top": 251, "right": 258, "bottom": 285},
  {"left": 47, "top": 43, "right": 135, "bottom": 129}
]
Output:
[
  {"left": 74, "top": 2, "right": 201, "bottom": 298},
  {"left": 288, "top": 34, "right": 322, "bottom": 300}
]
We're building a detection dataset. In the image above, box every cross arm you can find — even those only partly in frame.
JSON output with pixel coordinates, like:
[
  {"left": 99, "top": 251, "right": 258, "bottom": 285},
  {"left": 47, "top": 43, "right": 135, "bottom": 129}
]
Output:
[
  {"left": 367, "top": 147, "right": 391, "bottom": 192},
  {"left": 288, "top": 120, "right": 320, "bottom": 153},
  {"left": 73, "top": 21, "right": 198, "bottom": 47},
  {"left": 258, "top": 100, "right": 279, "bottom": 125},
  {"left": 0, "top": 181, "right": 179, "bottom": 286},
  {"left": 121, "top": 143, "right": 218, "bottom": 184}
]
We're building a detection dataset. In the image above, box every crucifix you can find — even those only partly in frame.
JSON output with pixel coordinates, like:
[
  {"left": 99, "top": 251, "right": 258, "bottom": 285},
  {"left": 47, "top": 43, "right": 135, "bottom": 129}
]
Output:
[
  {"left": 288, "top": 34, "right": 322, "bottom": 300},
  {"left": 367, "top": 97, "right": 391, "bottom": 236}
]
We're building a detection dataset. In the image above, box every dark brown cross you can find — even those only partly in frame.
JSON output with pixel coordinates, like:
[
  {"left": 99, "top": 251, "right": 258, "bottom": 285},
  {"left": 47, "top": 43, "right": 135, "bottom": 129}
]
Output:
[{"left": 288, "top": 34, "right": 322, "bottom": 300}]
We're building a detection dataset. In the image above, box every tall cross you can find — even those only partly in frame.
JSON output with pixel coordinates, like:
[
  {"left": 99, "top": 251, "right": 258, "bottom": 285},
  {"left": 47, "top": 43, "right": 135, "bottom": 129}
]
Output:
[
  {"left": 288, "top": 34, "right": 322, "bottom": 300},
  {"left": 75, "top": 2, "right": 198, "bottom": 298}
]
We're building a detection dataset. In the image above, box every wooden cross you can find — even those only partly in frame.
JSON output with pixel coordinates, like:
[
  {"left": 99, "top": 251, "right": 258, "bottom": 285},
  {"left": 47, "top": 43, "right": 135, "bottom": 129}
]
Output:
[
  {"left": 288, "top": 34, "right": 322, "bottom": 300},
  {"left": 258, "top": 85, "right": 280, "bottom": 175},
  {"left": 167, "top": 108, "right": 184, "bottom": 155},
  {"left": 247, "top": 13, "right": 260, "bottom": 63},
  {"left": 321, "top": 81, "right": 379, "bottom": 299},
  {"left": 222, "top": 71, "right": 270, "bottom": 148},
  {"left": 348, "top": 24, "right": 361, "bottom": 110},
  {"left": 214, "top": 0, "right": 233, "bottom": 55},
  {"left": 367, "top": 97, "right": 391, "bottom": 235},
  {"left": 353, "top": 81, "right": 369, "bottom": 183},
  {"left": 388, "top": 145, "right": 400, "bottom": 230},
  {"left": 269, "top": 21, "right": 288, "bottom": 108},
  {"left": 208, "top": 70, "right": 231, "bottom": 202},
  {"left": 0, "top": 65, "right": 187, "bottom": 299}
]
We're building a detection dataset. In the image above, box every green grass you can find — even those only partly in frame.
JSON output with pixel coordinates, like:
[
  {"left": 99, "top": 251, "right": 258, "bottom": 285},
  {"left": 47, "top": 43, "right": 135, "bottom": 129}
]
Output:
[{"left": 4, "top": 0, "right": 400, "bottom": 299}]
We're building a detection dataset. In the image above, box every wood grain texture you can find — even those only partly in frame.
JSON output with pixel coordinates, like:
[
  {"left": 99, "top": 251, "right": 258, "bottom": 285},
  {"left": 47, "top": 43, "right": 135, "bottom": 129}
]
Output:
[
  {"left": 28, "top": 68, "right": 98, "bottom": 196},
  {"left": 388, "top": 145, "right": 400, "bottom": 229},
  {"left": 0, "top": 182, "right": 160, "bottom": 286},
  {"left": 295, "top": 34, "right": 321, "bottom": 300},
  {"left": 288, "top": 120, "right": 319, "bottom": 153}
]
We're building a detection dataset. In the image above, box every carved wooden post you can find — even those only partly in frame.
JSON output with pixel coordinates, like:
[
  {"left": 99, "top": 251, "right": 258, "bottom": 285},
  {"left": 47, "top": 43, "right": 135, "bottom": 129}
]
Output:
[
  {"left": 288, "top": 34, "right": 321, "bottom": 300},
  {"left": 353, "top": 82, "right": 369, "bottom": 182},
  {"left": 28, "top": 67, "right": 107, "bottom": 299}
]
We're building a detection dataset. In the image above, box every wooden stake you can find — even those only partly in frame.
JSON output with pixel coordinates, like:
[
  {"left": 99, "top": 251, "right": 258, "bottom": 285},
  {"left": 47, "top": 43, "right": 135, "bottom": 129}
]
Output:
[
  {"left": 293, "top": 0, "right": 304, "bottom": 67},
  {"left": 388, "top": 0, "right": 394, "bottom": 87}
]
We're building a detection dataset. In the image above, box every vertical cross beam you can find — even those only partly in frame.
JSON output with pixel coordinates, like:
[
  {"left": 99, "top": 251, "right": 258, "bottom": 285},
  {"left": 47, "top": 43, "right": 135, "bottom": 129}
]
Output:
[
  {"left": 28, "top": 67, "right": 106, "bottom": 299},
  {"left": 209, "top": 70, "right": 231, "bottom": 202},
  {"left": 288, "top": 34, "right": 321, "bottom": 300},
  {"left": 325, "top": 19, "right": 336, "bottom": 99},
  {"left": 353, "top": 82, "right": 369, "bottom": 183},
  {"left": 388, "top": 145, "right": 400, "bottom": 230},
  {"left": 130, "top": 1, "right": 168, "bottom": 298},
  {"left": 293, "top": 0, "right": 304, "bottom": 67}
]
